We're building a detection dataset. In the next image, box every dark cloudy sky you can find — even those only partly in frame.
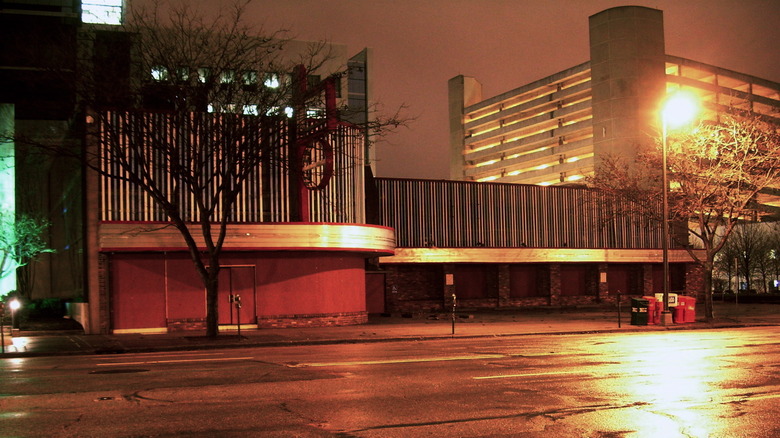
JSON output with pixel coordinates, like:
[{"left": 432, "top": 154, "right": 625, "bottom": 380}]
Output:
[{"left": 247, "top": 0, "right": 780, "bottom": 179}]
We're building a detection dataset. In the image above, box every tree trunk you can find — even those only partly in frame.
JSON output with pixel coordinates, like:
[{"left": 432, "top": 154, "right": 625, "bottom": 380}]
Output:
[
  {"left": 702, "top": 260, "right": 714, "bottom": 321},
  {"left": 205, "top": 267, "right": 220, "bottom": 337}
]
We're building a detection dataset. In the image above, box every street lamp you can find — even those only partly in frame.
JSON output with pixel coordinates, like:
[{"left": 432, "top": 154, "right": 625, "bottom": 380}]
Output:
[
  {"left": 9, "top": 298, "right": 20, "bottom": 333},
  {"left": 660, "top": 91, "right": 699, "bottom": 325}
]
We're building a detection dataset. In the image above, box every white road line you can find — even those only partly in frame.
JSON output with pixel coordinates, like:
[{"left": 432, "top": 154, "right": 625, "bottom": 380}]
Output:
[
  {"left": 97, "top": 356, "right": 254, "bottom": 366},
  {"left": 290, "top": 354, "right": 506, "bottom": 367},
  {"left": 474, "top": 371, "right": 588, "bottom": 380}
]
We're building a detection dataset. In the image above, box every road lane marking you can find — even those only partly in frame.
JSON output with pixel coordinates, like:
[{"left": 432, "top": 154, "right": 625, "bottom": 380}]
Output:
[
  {"left": 96, "top": 351, "right": 229, "bottom": 360},
  {"left": 745, "top": 392, "right": 780, "bottom": 401},
  {"left": 289, "top": 353, "right": 505, "bottom": 367},
  {"left": 97, "top": 356, "right": 254, "bottom": 366},
  {"left": 474, "top": 371, "right": 588, "bottom": 380}
]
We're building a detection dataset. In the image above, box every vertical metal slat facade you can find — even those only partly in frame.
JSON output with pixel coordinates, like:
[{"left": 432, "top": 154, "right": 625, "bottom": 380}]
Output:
[
  {"left": 376, "top": 178, "right": 665, "bottom": 249},
  {"left": 98, "top": 111, "right": 365, "bottom": 225}
]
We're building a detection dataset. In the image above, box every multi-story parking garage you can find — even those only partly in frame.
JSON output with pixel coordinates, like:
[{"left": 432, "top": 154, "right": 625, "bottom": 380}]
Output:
[{"left": 449, "top": 6, "right": 780, "bottom": 186}]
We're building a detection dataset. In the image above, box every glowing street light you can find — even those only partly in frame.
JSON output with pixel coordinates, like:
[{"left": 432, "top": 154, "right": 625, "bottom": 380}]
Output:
[
  {"left": 660, "top": 91, "right": 700, "bottom": 325},
  {"left": 9, "top": 298, "right": 20, "bottom": 332},
  {"left": 663, "top": 93, "right": 700, "bottom": 129}
]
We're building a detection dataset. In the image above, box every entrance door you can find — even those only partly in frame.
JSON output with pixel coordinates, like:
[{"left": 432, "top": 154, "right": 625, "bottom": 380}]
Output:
[{"left": 217, "top": 267, "right": 257, "bottom": 325}]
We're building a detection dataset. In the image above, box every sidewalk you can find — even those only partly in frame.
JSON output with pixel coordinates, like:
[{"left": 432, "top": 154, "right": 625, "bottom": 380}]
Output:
[{"left": 3, "top": 302, "right": 779, "bottom": 358}]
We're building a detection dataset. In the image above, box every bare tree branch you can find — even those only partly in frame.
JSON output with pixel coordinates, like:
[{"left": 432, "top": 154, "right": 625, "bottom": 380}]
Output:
[{"left": 590, "top": 112, "right": 780, "bottom": 320}]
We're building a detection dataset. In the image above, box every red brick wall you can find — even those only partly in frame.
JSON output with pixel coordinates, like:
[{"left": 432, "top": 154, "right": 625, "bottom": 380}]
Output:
[
  {"left": 382, "top": 261, "right": 694, "bottom": 311},
  {"left": 385, "top": 264, "right": 445, "bottom": 313},
  {"left": 685, "top": 262, "right": 705, "bottom": 299}
]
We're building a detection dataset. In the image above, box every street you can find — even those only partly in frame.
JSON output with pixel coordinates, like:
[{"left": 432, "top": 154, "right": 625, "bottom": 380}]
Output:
[{"left": 2, "top": 327, "right": 780, "bottom": 437}]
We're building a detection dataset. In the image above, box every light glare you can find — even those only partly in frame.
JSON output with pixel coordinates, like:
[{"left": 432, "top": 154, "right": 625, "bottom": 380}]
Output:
[{"left": 662, "top": 92, "right": 699, "bottom": 129}]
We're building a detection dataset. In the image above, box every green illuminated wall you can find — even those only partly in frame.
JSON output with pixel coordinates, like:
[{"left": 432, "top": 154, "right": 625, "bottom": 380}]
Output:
[{"left": 0, "top": 104, "right": 15, "bottom": 296}]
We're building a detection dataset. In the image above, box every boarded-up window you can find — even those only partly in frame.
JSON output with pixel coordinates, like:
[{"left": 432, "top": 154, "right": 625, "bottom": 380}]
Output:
[
  {"left": 454, "top": 264, "right": 497, "bottom": 299},
  {"left": 509, "top": 264, "right": 546, "bottom": 297}
]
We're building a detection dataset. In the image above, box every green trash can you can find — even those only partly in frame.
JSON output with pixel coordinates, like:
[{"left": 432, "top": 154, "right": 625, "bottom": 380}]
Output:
[{"left": 630, "top": 298, "right": 649, "bottom": 325}]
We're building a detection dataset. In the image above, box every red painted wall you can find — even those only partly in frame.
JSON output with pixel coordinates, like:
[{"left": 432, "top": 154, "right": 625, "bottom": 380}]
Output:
[
  {"left": 165, "top": 253, "right": 206, "bottom": 319},
  {"left": 110, "top": 253, "right": 166, "bottom": 329},
  {"left": 109, "top": 251, "right": 367, "bottom": 330},
  {"left": 252, "top": 253, "right": 365, "bottom": 315}
]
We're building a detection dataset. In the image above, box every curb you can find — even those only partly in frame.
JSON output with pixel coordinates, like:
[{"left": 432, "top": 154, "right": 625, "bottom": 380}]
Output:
[{"left": 3, "top": 321, "right": 777, "bottom": 359}]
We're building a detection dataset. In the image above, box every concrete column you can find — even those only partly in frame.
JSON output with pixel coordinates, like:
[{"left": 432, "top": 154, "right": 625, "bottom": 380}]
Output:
[
  {"left": 497, "top": 264, "right": 510, "bottom": 307},
  {"left": 549, "top": 263, "right": 561, "bottom": 305},
  {"left": 642, "top": 263, "right": 654, "bottom": 296},
  {"left": 383, "top": 267, "right": 400, "bottom": 313},
  {"left": 84, "top": 113, "right": 103, "bottom": 334},
  {"left": 97, "top": 253, "right": 109, "bottom": 334},
  {"left": 448, "top": 75, "right": 482, "bottom": 180},
  {"left": 597, "top": 263, "right": 609, "bottom": 301},
  {"left": 589, "top": 6, "right": 667, "bottom": 171}
]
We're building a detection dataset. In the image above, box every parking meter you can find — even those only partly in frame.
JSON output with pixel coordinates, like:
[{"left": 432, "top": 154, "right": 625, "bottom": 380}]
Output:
[
  {"left": 451, "top": 293, "right": 457, "bottom": 335},
  {"left": 234, "top": 294, "right": 243, "bottom": 336}
]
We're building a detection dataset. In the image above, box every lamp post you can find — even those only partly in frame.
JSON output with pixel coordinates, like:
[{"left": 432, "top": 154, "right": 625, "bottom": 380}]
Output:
[{"left": 660, "top": 92, "right": 699, "bottom": 325}]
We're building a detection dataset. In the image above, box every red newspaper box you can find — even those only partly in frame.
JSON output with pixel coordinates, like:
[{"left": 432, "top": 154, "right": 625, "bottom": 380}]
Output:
[
  {"left": 683, "top": 296, "right": 696, "bottom": 323},
  {"left": 673, "top": 296, "right": 695, "bottom": 323},
  {"left": 642, "top": 296, "right": 659, "bottom": 325},
  {"left": 672, "top": 296, "right": 685, "bottom": 323}
]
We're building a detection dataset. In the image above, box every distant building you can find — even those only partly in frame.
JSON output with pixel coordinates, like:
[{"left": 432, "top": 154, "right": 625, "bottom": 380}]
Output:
[{"left": 449, "top": 6, "right": 780, "bottom": 186}]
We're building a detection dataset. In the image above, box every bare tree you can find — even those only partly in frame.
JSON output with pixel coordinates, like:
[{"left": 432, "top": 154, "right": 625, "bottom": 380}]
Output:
[
  {"left": 752, "top": 223, "right": 780, "bottom": 294},
  {"left": 714, "top": 245, "right": 738, "bottom": 292},
  {"left": 724, "top": 223, "right": 771, "bottom": 293},
  {"left": 748, "top": 225, "right": 774, "bottom": 293},
  {"left": 590, "top": 112, "right": 780, "bottom": 320}
]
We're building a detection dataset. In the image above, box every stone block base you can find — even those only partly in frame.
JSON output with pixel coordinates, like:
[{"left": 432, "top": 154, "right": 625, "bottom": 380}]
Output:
[
  {"left": 167, "top": 318, "right": 207, "bottom": 331},
  {"left": 257, "top": 311, "right": 367, "bottom": 328}
]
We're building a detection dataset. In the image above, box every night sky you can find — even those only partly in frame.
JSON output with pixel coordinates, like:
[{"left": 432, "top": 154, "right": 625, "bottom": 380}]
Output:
[{"left": 239, "top": 1, "right": 780, "bottom": 179}]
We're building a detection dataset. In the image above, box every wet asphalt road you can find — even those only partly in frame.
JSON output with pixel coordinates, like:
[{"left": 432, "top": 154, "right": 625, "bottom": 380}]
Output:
[{"left": 2, "top": 326, "right": 779, "bottom": 437}]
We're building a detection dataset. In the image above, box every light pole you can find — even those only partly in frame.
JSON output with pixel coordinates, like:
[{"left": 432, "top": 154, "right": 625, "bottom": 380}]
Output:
[{"left": 660, "top": 92, "right": 699, "bottom": 325}]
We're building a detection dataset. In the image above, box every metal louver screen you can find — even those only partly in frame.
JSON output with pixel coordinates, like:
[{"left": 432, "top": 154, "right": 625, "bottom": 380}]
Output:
[
  {"left": 375, "top": 178, "right": 664, "bottom": 249},
  {"left": 97, "top": 110, "right": 364, "bottom": 224}
]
